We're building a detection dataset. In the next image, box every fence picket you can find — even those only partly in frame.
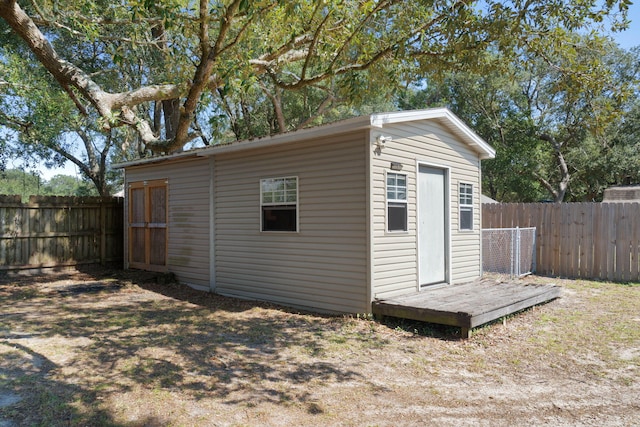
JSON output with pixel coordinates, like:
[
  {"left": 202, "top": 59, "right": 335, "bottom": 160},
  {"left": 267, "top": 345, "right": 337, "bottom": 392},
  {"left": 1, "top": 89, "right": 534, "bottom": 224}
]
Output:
[
  {"left": 616, "top": 204, "right": 632, "bottom": 281},
  {"left": 605, "top": 204, "right": 616, "bottom": 281},
  {"left": 563, "top": 204, "right": 572, "bottom": 277},
  {"left": 581, "top": 204, "right": 593, "bottom": 279},
  {"left": 0, "top": 196, "right": 123, "bottom": 270},
  {"left": 552, "top": 204, "right": 562, "bottom": 276}
]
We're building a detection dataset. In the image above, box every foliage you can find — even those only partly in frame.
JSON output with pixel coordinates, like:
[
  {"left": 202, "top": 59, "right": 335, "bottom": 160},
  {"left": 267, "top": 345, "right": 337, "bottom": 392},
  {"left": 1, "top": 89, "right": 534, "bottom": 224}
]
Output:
[
  {"left": 44, "top": 174, "right": 99, "bottom": 197},
  {"left": 0, "top": 169, "right": 98, "bottom": 200},
  {"left": 0, "top": 42, "right": 120, "bottom": 195},
  {"left": 0, "top": 169, "right": 44, "bottom": 199},
  {"left": 401, "top": 42, "right": 639, "bottom": 202},
  {"left": 1, "top": 0, "right": 632, "bottom": 151}
]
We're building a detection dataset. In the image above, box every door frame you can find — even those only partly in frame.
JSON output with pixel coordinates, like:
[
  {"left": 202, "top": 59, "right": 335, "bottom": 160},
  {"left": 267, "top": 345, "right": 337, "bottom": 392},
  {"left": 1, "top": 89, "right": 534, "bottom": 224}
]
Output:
[
  {"left": 416, "top": 161, "right": 451, "bottom": 290},
  {"left": 127, "top": 179, "right": 168, "bottom": 272}
]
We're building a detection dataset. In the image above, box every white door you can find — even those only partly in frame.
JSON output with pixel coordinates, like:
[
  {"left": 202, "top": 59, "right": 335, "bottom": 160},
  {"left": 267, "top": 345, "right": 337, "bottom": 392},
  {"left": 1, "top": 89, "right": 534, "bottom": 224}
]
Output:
[{"left": 418, "top": 165, "right": 448, "bottom": 286}]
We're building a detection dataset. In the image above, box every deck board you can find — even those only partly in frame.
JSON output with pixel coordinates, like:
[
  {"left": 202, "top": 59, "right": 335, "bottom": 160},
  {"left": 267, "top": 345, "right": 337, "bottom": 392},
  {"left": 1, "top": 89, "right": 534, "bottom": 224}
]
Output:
[{"left": 372, "top": 279, "right": 561, "bottom": 338}]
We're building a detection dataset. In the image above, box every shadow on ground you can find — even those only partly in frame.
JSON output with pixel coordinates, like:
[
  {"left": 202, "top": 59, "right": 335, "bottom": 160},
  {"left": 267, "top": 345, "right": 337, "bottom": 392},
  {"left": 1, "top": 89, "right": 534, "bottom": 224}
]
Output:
[{"left": 0, "top": 267, "right": 368, "bottom": 425}]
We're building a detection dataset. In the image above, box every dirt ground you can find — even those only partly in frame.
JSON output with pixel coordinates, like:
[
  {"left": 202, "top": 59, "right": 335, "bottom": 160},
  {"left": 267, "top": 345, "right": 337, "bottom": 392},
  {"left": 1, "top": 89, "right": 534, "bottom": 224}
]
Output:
[{"left": 0, "top": 267, "right": 639, "bottom": 426}]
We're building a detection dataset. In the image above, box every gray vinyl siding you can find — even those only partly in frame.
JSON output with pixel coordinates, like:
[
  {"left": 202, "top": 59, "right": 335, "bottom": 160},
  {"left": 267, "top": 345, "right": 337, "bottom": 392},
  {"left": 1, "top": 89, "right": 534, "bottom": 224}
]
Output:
[
  {"left": 214, "top": 131, "right": 369, "bottom": 313},
  {"left": 371, "top": 120, "right": 482, "bottom": 299},
  {"left": 125, "top": 157, "right": 211, "bottom": 289}
]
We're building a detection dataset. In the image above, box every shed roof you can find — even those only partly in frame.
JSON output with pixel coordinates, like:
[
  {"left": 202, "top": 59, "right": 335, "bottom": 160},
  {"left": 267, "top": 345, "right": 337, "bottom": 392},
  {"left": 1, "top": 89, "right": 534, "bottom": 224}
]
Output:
[
  {"left": 602, "top": 185, "right": 640, "bottom": 202},
  {"left": 114, "top": 107, "right": 495, "bottom": 169}
]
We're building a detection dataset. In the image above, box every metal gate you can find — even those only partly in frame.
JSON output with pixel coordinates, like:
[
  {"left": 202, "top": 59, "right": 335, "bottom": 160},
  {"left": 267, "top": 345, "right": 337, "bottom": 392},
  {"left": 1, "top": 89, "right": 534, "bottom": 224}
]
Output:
[{"left": 482, "top": 227, "right": 536, "bottom": 278}]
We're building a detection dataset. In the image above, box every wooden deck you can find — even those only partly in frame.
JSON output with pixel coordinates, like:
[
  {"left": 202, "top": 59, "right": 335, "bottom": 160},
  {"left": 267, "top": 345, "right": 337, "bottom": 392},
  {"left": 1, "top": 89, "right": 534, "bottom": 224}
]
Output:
[{"left": 371, "top": 279, "right": 561, "bottom": 338}]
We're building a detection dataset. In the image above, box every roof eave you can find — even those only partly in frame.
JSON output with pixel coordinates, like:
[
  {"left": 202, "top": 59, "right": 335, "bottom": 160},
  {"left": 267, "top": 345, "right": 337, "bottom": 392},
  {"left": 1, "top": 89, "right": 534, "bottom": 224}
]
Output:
[
  {"left": 196, "top": 115, "right": 372, "bottom": 157},
  {"left": 114, "top": 107, "right": 495, "bottom": 169},
  {"left": 112, "top": 150, "right": 202, "bottom": 169}
]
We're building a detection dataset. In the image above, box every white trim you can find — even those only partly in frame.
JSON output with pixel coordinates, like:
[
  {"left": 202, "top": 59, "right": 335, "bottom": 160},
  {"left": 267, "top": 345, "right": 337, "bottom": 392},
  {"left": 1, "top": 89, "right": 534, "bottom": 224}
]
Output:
[{"left": 416, "top": 160, "right": 452, "bottom": 291}]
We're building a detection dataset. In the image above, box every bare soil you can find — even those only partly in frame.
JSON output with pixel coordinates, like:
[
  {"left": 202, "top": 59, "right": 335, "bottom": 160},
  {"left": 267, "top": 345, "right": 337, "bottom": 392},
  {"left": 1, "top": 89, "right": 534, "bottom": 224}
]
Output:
[{"left": 0, "top": 267, "right": 639, "bottom": 426}]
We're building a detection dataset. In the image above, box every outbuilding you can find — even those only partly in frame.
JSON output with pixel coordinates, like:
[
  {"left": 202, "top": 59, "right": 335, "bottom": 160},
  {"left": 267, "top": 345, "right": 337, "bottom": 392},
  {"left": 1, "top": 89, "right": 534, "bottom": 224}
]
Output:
[{"left": 116, "top": 108, "right": 496, "bottom": 313}]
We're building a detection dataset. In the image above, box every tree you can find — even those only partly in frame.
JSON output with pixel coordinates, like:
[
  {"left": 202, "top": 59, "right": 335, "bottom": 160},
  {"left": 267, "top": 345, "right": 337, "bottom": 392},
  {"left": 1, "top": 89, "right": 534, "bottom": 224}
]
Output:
[
  {"left": 402, "top": 39, "right": 638, "bottom": 202},
  {"left": 0, "top": 168, "right": 43, "bottom": 199},
  {"left": 0, "top": 0, "right": 631, "bottom": 162},
  {"left": 0, "top": 20, "right": 123, "bottom": 196},
  {"left": 399, "top": 70, "right": 548, "bottom": 202},
  {"left": 44, "top": 174, "right": 98, "bottom": 196}
]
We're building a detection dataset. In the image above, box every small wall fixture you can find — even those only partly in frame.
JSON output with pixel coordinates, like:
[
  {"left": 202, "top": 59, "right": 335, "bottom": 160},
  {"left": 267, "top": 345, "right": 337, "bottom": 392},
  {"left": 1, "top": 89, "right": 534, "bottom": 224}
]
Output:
[
  {"left": 374, "top": 135, "right": 392, "bottom": 150},
  {"left": 390, "top": 162, "right": 403, "bottom": 171}
]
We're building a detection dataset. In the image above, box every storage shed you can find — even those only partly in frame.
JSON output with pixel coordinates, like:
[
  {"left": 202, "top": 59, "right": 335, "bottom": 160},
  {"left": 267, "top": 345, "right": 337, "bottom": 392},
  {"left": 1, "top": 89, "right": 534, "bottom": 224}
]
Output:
[{"left": 116, "top": 108, "right": 495, "bottom": 314}]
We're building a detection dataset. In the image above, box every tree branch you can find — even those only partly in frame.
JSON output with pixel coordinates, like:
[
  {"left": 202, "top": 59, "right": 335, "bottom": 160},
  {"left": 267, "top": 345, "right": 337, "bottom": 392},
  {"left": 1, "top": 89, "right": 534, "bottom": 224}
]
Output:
[{"left": 532, "top": 171, "right": 559, "bottom": 201}]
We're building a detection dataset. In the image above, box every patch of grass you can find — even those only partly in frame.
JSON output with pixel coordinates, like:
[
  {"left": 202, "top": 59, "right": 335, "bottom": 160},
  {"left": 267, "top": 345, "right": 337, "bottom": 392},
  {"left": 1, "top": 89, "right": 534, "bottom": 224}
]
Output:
[{"left": 0, "top": 284, "right": 43, "bottom": 300}]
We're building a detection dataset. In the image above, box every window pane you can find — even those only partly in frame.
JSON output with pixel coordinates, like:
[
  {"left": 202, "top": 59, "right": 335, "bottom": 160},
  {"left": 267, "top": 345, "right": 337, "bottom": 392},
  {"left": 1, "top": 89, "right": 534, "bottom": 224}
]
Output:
[
  {"left": 459, "top": 183, "right": 473, "bottom": 205},
  {"left": 263, "top": 206, "right": 297, "bottom": 231},
  {"left": 262, "top": 177, "right": 297, "bottom": 205},
  {"left": 388, "top": 202, "right": 407, "bottom": 231},
  {"left": 388, "top": 173, "right": 407, "bottom": 202},
  {"left": 261, "top": 179, "right": 275, "bottom": 192},
  {"left": 460, "top": 206, "right": 473, "bottom": 230}
]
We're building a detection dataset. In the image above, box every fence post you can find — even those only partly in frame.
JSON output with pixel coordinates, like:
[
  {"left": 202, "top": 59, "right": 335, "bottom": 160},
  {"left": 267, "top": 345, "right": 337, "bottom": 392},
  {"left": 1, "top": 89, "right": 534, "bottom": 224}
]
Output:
[
  {"left": 532, "top": 229, "right": 537, "bottom": 274},
  {"left": 515, "top": 226, "right": 521, "bottom": 277},
  {"left": 510, "top": 228, "right": 515, "bottom": 278}
]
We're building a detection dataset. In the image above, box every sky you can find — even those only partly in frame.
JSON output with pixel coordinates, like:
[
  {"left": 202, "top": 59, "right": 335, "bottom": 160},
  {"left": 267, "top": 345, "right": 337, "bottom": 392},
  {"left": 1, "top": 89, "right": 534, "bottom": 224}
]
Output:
[
  {"left": 606, "top": 1, "right": 639, "bottom": 50},
  {"left": 15, "top": 1, "right": 640, "bottom": 181}
]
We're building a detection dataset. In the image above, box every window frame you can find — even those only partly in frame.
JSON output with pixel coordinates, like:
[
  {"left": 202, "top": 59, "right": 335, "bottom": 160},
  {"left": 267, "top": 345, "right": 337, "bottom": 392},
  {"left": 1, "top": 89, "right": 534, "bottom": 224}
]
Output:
[
  {"left": 260, "top": 176, "right": 299, "bottom": 232},
  {"left": 386, "top": 171, "right": 408, "bottom": 232},
  {"left": 459, "top": 182, "right": 474, "bottom": 231}
]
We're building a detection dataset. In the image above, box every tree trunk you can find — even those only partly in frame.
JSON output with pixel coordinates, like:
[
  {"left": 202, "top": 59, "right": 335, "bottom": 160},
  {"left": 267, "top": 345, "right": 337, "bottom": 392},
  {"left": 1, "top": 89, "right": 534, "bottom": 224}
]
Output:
[
  {"left": 539, "top": 133, "right": 570, "bottom": 202},
  {"left": 163, "top": 99, "right": 181, "bottom": 140}
]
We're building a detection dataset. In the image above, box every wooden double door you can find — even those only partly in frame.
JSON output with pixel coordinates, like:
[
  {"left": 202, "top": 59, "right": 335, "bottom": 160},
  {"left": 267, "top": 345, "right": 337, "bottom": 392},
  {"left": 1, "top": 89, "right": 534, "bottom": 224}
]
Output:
[{"left": 128, "top": 180, "right": 167, "bottom": 271}]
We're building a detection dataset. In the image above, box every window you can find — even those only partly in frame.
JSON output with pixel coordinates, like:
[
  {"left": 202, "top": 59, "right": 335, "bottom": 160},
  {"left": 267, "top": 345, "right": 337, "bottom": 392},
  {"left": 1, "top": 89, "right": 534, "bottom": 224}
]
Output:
[
  {"left": 459, "top": 182, "right": 473, "bottom": 230},
  {"left": 261, "top": 176, "right": 298, "bottom": 231},
  {"left": 387, "top": 172, "right": 407, "bottom": 232}
]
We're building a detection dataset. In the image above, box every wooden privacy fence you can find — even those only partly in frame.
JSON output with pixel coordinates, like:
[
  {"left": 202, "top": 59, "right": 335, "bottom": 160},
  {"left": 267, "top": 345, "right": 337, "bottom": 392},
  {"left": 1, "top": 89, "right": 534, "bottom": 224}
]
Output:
[
  {"left": 483, "top": 202, "right": 640, "bottom": 282},
  {"left": 0, "top": 195, "right": 124, "bottom": 271}
]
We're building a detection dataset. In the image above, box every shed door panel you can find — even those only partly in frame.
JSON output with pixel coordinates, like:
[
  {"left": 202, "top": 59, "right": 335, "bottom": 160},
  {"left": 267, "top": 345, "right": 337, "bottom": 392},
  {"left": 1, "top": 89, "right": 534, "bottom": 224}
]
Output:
[
  {"left": 418, "top": 165, "right": 448, "bottom": 286},
  {"left": 148, "top": 186, "right": 167, "bottom": 266},
  {"left": 129, "top": 187, "right": 147, "bottom": 264},
  {"left": 128, "top": 180, "right": 167, "bottom": 271}
]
